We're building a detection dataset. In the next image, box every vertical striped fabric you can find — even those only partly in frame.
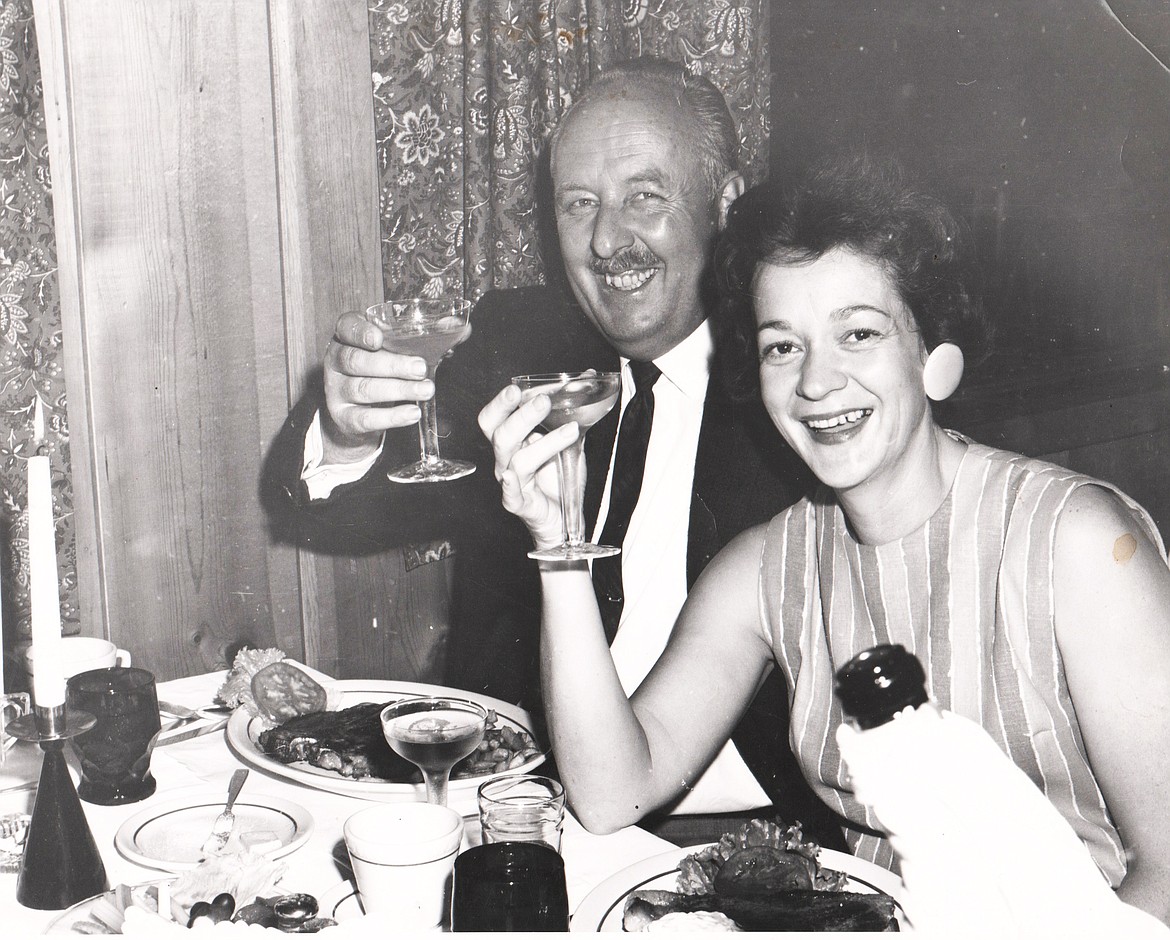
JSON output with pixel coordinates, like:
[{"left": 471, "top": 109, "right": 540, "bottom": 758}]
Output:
[{"left": 760, "top": 436, "right": 1165, "bottom": 886}]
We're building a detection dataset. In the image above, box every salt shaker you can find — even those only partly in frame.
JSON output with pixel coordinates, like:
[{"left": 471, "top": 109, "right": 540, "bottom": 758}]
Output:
[{"left": 834, "top": 644, "right": 1168, "bottom": 938}]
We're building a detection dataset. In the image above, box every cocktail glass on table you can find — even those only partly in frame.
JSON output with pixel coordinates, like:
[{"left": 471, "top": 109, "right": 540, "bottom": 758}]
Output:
[
  {"left": 380, "top": 696, "right": 488, "bottom": 807},
  {"left": 511, "top": 372, "right": 621, "bottom": 561},
  {"left": 365, "top": 298, "right": 474, "bottom": 483}
]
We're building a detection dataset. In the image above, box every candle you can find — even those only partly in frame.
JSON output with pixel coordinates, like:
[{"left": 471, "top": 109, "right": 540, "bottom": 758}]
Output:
[{"left": 27, "top": 395, "right": 64, "bottom": 708}]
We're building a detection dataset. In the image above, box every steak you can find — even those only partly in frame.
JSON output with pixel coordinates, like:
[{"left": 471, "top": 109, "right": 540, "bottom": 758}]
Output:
[
  {"left": 256, "top": 701, "right": 420, "bottom": 781},
  {"left": 622, "top": 888, "right": 899, "bottom": 932}
]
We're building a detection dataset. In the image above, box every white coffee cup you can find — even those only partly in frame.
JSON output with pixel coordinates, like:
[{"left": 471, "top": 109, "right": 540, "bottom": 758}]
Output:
[
  {"left": 25, "top": 637, "right": 131, "bottom": 681},
  {"left": 343, "top": 802, "right": 464, "bottom": 928}
]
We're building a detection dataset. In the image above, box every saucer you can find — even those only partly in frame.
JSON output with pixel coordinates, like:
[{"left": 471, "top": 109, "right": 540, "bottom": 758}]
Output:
[
  {"left": 318, "top": 881, "right": 442, "bottom": 933},
  {"left": 318, "top": 881, "right": 363, "bottom": 921}
]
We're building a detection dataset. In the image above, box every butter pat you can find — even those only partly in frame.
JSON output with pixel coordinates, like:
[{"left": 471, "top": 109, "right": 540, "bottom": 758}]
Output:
[{"left": 240, "top": 829, "right": 283, "bottom": 854}]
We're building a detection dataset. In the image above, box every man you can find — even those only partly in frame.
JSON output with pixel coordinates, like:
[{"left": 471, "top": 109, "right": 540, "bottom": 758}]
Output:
[{"left": 266, "top": 58, "right": 841, "bottom": 846}]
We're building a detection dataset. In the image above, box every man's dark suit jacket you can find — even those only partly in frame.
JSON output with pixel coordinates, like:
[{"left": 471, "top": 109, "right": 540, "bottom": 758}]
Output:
[{"left": 264, "top": 285, "right": 845, "bottom": 848}]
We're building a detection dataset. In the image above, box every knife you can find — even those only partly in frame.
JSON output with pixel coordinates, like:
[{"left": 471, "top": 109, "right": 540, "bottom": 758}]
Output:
[{"left": 154, "top": 717, "right": 229, "bottom": 748}]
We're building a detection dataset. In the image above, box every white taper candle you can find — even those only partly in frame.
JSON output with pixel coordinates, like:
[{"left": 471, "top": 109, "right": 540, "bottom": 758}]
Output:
[{"left": 27, "top": 395, "right": 64, "bottom": 708}]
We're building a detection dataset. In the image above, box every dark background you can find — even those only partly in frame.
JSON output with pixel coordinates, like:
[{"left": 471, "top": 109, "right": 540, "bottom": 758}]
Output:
[{"left": 769, "top": 0, "right": 1170, "bottom": 530}]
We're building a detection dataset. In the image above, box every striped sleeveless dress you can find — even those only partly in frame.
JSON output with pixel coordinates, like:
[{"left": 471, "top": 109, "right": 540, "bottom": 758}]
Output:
[{"left": 759, "top": 436, "right": 1165, "bottom": 886}]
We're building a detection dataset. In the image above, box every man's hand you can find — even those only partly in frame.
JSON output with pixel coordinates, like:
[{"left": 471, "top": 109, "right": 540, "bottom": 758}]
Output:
[
  {"left": 320, "top": 311, "right": 439, "bottom": 464},
  {"left": 478, "top": 384, "right": 579, "bottom": 550}
]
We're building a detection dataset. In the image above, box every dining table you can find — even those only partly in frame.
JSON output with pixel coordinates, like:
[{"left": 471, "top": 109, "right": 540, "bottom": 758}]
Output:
[{"left": 0, "top": 669, "right": 679, "bottom": 935}]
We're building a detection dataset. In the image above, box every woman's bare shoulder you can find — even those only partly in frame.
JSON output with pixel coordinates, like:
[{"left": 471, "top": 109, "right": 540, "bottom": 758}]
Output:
[{"left": 1056, "top": 483, "right": 1162, "bottom": 563}]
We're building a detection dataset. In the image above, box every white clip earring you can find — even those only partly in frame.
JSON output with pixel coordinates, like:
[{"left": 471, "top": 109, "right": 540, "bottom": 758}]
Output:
[{"left": 923, "top": 343, "right": 965, "bottom": 401}]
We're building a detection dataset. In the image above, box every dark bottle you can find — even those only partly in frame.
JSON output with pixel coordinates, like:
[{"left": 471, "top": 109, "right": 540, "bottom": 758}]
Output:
[{"left": 834, "top": 644, "right": 928, "bottom": 730}]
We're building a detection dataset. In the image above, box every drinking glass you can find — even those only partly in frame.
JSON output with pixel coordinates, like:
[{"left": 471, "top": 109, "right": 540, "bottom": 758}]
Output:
[
  {"left": 380, "top": 696, "right": 488, "bottom": 806},
  {"left": 343, "top": 802, "right": 463, "bottom": 927},
  {"left": 65, "top": 666, "right": 161, "bottom": 805},
  {"left": 477, "top": 774, "right": 566, "bottom": 852},
  {"left": 511, "top": 372, "right": 621, "bottom": 560},
  {"left": 1, "top": 693, "right": 30, "bottom": 763},
  {"left": 366, "top": 298, "right": 474, "bottom": 483},
  {"left": 451, "top": 842, "right": 570, "bottom": 932}
]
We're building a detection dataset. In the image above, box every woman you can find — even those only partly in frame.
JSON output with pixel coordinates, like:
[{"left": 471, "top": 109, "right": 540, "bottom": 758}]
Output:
[{"left": 478, "top": 158, "right": 1170, "bottom": 920}]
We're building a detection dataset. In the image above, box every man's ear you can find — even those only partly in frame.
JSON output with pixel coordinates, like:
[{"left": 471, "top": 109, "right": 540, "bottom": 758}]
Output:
[{"left": 716, "top": 172, "right": 746, "bottom": 229}]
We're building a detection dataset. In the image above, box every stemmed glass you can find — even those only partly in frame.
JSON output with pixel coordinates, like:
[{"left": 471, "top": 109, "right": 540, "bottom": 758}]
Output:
[
  {"left": 511, "top": 372, "right": 622, "bottom": 561},
  {"left": 380, "top": 696, "right": 488, "bottom": 807},
  {"left": 366, "top": 298, "right": 474, "bottom": 483}
]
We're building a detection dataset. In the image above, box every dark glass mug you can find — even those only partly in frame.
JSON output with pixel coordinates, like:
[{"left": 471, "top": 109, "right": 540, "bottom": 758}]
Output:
[
  {"left": 451, "top": 841, "right": 570, "bottom": 932},
  {"left": 66, "top": 666, "right": 161, "bottom": 805}
]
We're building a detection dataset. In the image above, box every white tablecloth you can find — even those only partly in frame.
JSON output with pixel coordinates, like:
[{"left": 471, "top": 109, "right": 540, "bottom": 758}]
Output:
[{"left": 2, "top": 671, "right": 675, "bottom": 934}]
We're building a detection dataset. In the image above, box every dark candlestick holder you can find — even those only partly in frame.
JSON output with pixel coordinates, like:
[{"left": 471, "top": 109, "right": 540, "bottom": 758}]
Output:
[{"left": 6, "top": 701, "right": 109, "bottom": 910}]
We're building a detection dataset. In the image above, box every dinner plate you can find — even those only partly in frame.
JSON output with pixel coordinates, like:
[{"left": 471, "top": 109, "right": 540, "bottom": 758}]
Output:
[
  {"left": 225, "top": 680, "right": 545, "bottom": 814},
  {"left": 114, "top": 787, "right": 313, "bottom": 871},
  {"left": 46, "top": 880, "right": 174, "bottom": 934},
  {"left": 48, "top": 881, "right": 348, "bottom": 935},
  {"left": 569, "top": 845, "right": 905, "bottom": 932}
]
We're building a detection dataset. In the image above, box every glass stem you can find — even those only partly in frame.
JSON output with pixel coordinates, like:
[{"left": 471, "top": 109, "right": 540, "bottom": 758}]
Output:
[
  {"left": 418, "top": 365, "right": 442, "bottom": 465},
  {"left": 423, "top": 769, "right": 450, "bottom": 806},
  {"left": 556, "top": 437, "right": 586, "bottom": 548}
]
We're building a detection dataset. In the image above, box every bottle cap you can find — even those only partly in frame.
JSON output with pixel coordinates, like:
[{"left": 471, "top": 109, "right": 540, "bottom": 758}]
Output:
[{"left": 834, "top": 644, "right": 928, "bottom": 729}]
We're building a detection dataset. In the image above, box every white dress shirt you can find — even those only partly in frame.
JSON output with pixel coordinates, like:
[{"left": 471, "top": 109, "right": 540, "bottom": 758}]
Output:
[
  {"left": 300, "top": 410, "right": 383, "bottom": 500},
  {"left": 589, "top": 320, "right": 769, "bottom": 814},
  {"left": 301, "top": 320, "right": 770, "bottom": 813}
]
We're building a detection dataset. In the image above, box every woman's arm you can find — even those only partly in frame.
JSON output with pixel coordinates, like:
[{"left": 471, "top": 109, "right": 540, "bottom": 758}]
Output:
[
  {"left": 539, "top": 525, "right": 775, "bottom": 833},
  {"left": 1054, "top": 484, "right": 1170, "bottom": 922},
  {"left": 479, "top": 384, "right": 778, "bottom": 833}
]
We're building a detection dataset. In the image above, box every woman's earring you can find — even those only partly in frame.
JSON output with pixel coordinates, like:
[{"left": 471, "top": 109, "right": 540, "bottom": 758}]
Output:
[{"left": 922, "top": 343, "right": 965, "bottom": 401}]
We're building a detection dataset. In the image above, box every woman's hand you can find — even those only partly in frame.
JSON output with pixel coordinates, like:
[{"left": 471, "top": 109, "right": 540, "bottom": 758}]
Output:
[{"left": 477, "top": 383, "right": 580, "bottom": 550}]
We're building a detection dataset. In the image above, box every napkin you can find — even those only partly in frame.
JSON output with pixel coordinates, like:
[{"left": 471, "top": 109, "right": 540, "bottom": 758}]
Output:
[{"left": 836, "top": 706, "right": 1169, "bottom": 938}]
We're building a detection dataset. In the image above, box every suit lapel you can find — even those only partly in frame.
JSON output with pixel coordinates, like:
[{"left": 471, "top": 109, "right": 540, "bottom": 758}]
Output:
[
  {"left": 584, "top": 378, "right": 620, "bottom": 534},
  {"left": 687, "top": 380, "right": 731, "bottom": 588}
]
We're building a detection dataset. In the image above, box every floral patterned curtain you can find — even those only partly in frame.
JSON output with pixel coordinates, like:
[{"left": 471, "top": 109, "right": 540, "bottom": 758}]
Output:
[
  {"left": 369, "top": 0, "right": 771, "bottom": 301},
  {"left": 0, "top": 0, "right": 77, "bottom": 678}
]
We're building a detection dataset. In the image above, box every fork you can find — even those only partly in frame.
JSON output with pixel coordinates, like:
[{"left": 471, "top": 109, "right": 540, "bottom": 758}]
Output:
[{"left": 203, "top": 768, "right": 249, "bottom": 855}]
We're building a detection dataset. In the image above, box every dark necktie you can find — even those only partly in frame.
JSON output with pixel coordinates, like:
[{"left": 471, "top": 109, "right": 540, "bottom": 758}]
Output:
[{"left": 592, "top": 360, "right": 661, "bottom": 644}]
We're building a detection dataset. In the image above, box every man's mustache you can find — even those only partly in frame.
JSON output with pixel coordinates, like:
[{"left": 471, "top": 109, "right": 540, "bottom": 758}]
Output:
[{"left": 590, "top": 247, "right": 661, "bottom": 276}]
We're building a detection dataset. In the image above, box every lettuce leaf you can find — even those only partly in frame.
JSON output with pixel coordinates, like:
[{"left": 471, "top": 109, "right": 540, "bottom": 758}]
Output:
[{"left": 214, "top": 647, "right": 287, "bottom": 714}]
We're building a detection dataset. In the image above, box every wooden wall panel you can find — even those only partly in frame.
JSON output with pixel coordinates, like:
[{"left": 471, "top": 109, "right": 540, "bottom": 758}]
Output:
[
  {"left": 36, "top": 0, "right": 291, "bottom": 677},
  {"left": 264, "top": 2, "right": 450, "bottom": 683},
  {"left": 266, "top": 0, "right": 385, "bottom": 676}
]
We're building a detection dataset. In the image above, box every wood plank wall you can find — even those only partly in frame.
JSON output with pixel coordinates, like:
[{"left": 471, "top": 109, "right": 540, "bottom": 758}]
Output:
[{"left": 31, "top": 0, "right": 430, "bottom": 681}]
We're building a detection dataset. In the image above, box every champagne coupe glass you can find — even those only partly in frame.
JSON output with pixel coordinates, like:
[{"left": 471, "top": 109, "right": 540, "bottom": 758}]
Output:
[
  {"left": 511, "top": 372, "right": 621, "bottom": 561},
  {"left": 366, "top": 298, "right": 474, "bottom": 483},
  {"left": 380, "top": 696, "right": 488, "bottom": 806}
]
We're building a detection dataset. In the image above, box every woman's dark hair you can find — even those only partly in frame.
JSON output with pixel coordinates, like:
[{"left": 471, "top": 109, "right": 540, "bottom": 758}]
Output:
[{"left": 714, "top": 155, "right": 993, "bottom": 399}]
